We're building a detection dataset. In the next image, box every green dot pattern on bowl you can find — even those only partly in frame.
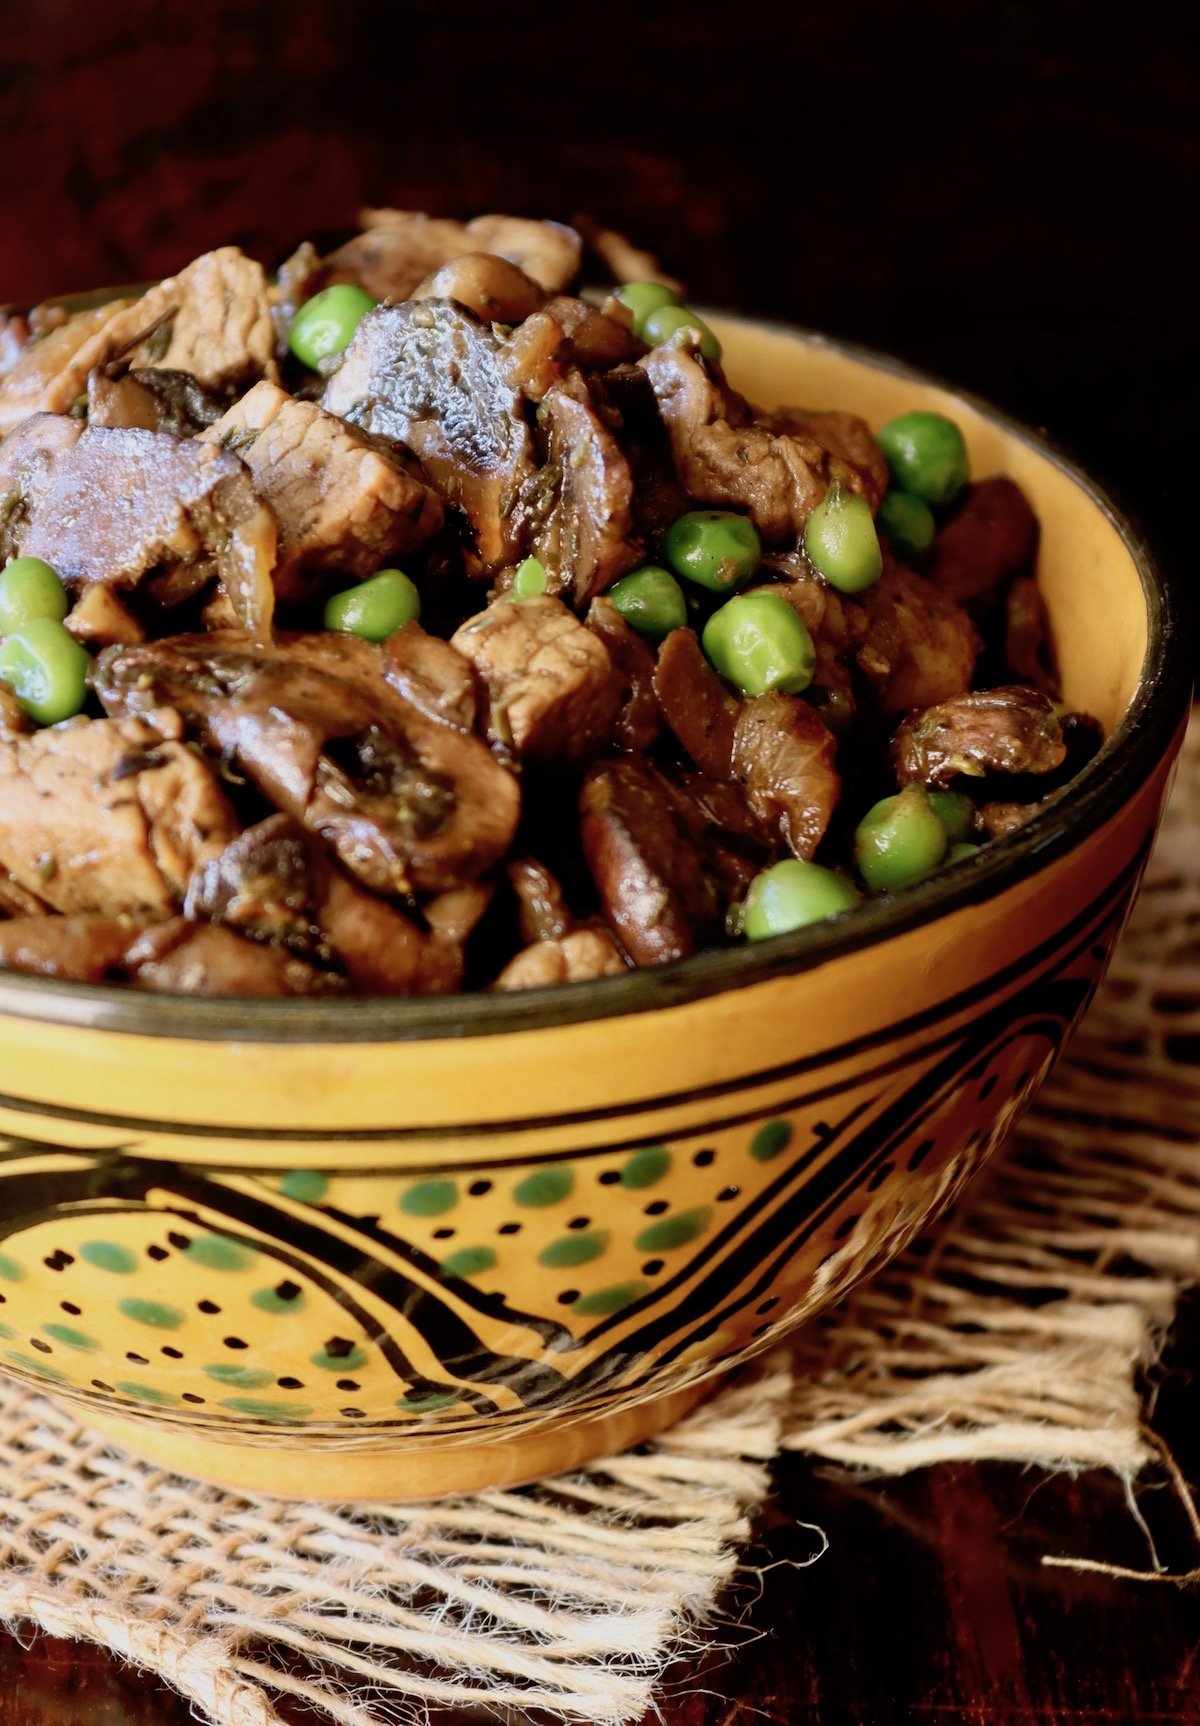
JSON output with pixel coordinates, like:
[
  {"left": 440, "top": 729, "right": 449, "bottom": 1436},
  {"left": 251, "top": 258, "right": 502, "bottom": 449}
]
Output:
[
  {"left": 537, "top": 1231, "right": 608, "bottom": 1269},
  {"left": 440, "top": 1245, "right": 497, "bottom": 1279},
  {"left": 574, "top": 1281, "right": 649, "bottom": 1317},
  {"left": 396, "top": 1391, "right": 458, "bottom": 1412},
  {"left": 619, "top": 1147, "right": 672, "bottom": 1188},
  {"left": 0, "top": 1253, "right": 25, "bottom": 1283},
  {"left": 78, "top": 1242, "right": 137, "bottom": 1274},
  {"left": 750, "top": 1120, "right": 794, "bottom": 1161},
  {"left": 278, "top": 1170, "right": 329, "bottom": 1203},
  {"left": 220, "top": 1396, "right": 313, "bottom": 1420},
  {"left": 310, "top": 1342, "right": 368, "bottom": 1373},
  {"left": 118, "top": 1298, "right": 185, "bottom": 1330},
  {"left": 250, "top": 1282, "right": 307, "bottom": 1314},
  {"left": 400, "top": 1179, "right": 458, "bottom": 1217},
  {"left": 204, "top": 1363, "right": 275, "bottom": 1388},
  {"left": 183, "top": 1234, "right": 258, "bottom": 1271},
  {"left": 513, "top": 1167, "right": 574, "bottom": 1207},
  {"left": 42, "top": 1323, "right": 99, "bottom": 1351},
  {"left": 634, "top": 1208, "right": 713, "bottom": 1254}
]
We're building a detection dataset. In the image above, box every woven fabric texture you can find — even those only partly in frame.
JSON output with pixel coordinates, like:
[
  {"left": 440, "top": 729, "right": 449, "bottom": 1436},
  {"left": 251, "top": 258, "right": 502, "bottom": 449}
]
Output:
[{"left": 0, "top": 718, "right": 1197, "bottom": 1725}]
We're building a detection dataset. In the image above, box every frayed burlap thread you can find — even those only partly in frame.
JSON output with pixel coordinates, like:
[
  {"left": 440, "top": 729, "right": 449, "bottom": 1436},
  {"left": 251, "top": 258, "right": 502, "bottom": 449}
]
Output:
[{"left": 0, "top": 720, "right": 1198, "bottom": 1724}]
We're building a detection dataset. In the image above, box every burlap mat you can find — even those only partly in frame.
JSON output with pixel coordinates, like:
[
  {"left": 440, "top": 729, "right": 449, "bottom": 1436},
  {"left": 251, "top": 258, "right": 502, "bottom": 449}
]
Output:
[{"left": 1, "top": 716, "right": 1197, "bottom": 1725}]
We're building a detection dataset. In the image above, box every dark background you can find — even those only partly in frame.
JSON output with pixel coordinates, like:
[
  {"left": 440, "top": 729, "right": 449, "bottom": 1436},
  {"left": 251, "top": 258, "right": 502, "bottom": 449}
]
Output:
[
  {"left": 0, "top": 0, "right": 1194, "bottom": 596},
  {"left": 0, "top": 7, "right": 1198, "bottom": 1721}
]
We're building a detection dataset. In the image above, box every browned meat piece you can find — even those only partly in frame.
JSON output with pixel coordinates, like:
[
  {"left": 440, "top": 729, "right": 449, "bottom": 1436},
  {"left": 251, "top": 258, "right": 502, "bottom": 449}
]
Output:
[
  {"left": 0, "top": 299, "right": 136, "bottom": 431},
  {"left": 0, "top": 914, "right": 157, "bottom": 982},
  {"left": 0, "top": 714, "right": 237, "bottom": 915},
  {"left": 0, "top": 871, "right": 47, "bottom": 918},
  {"left": 0, "top": 420, "right": 277, "bottom": 636},
  {"left": 731, "top": 695, "right": 839, "bottom": 861},
  {"left": 586, "top": 598, "right": 661, "bottom": 754},
  {"left": 325, "top": 210, "right": 581, "bottom": 301},
  {"left": 450, "top": 595, "right": 620, "bottom": 767},
  {"left": 892, "top": 686, "right": 1066, "bottom": 787},
  {"left": 0, "top": 688, "right": 31, "bottom": 738},
  {"left": 126, "top": 918, "right": 341, "bottom": 997},
  {"left": 186, "top": 812, "right": 461, "bottom": 996},
  {"left": 269, "top": 239, "right": 323, "bottom": 356},
  {"left": 529, "top": 373, "right": 642, "bottom": 604},
  {"left": 856, "top": 562, "right": 980, "bottom": 715},
  {"left": 323, "top": 300, "right": 538, "bottom": 574},
  {"left": 654, "top": 627, "right": 738, "bottom": 777},
  {"left": 88, "top": 248, "right": 277, "bottom": 393},
  {"left": 543, "top": 297, "right": 643, "bottom": 369},
  {"left": 1004, "top": 574, "right": 1059, "bottom": 694},
  {"left": 928, "top": 477, "right": 1038, "bottom": 608},
  {"left": 572, "top": 215, "right": 685, "bottom": 293},
  {"left": 95, "top": 632, "right": 521, "bottom": 896},
  {"left": 640, "top": 344, "right": 881, "bottom": 544},
  {"left": 508, "top": 856, "right": 573, "bottom": 945},
  {"left": 500, "top": 310, "right": 569, "bottom": 402},
  {"left": 203, "top": 381, "right": 442, "bottom": 598},
  {"left": 87, "top": 366, "right": 229, "bottom": 437},
  {"left": 411, "top": 254, "right": 547, "bottom": 324},
  {"left": 0, "top": 312, "right": 31, "bottom": 380},
  {"left": 494, "top": 929, "right": 626, "bottom": 990},
  {"left": 771, "top": 408, "right": 890, "bottom": 508},
  {"left": 64, "top": 585, "right": 147, "bottom": 648},
  {"left": 978, "top": 801, "right": 1036, "bottom": 839},
  {"left": 383, "top": 624, "right": 478, "bottom": 730},
  {"left": 579, "top": 758, "right": 727, "bottom": 966},
  {"left": 424, "top": 882, "right": 494, "bottom": 947}
]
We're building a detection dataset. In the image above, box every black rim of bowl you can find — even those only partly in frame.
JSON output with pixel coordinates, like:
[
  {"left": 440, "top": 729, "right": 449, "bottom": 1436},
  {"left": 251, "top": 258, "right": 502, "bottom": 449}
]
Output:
[{"left": 0, "top": 316, "right": 1189, "bottom": 1043}]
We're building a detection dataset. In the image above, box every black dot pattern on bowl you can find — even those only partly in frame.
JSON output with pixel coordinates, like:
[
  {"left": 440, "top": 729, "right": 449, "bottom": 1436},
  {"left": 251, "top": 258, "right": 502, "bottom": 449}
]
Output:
[
  {"left": 125, "top": 1352, "right": 148, "bottom": 1365},
  {"left": 181, "top": 1393, "right": 205, "bottom": 1405},
  {"left": 642, "top": 1260, "right": 664, "bottom": 1276},
  {"left": 567, "top": 1217, "right": 591, "bottom": 1231},
  {"left": 497, "top": 1222, "right": 521, "bottom": 1235},
  {"left": 341, "top": 1408, "right": 365, "bottom": 1419},
  {"left": 717, "top": 1186, "right": 740, "bottom": 1203},
  {"left": 693, "top": 1149, "right": 716, "bottom": 1167},
  {"left": 277, "top": 1377, "right": 304, "bottom": 1390},
  {"left": 597, "top": 1171, "right": 620, "bottom": 1186},
  {"left": 147, "top": 1245, "right": 169, "bottom": 1262},
  {"left": 432, "top": 1227, "right": 455, "bottom": 1240},
  {"left": 30, "top": 1339, "right": 52, "bottom": 1354},
  {"left": 60, "top": 1302, "right": 81, "bottom": 1316},
  {"left": 336, "top": 1379, "right": 360, "bottom": 1392},
  {"left": 274, "top": 1281, "right": 301, "bottom": 1303},
  {"left": 198, "top": 1300, "right": 220, "bottom": 1315},
  {"left": 757, "top": 1298, "right": 780, "bottom": 1315},
  {"left": 557, "top": 1290, "right": 579, "bottom": 1306},
  {"left": 752, "top": 1323, "right": 772, "bottom": 1339},
  {"left": 979, "top": 1074, "right": 998, "bottom": 1101},
  {"left": 167, "top": 1232, "right": 190, "bottom": 1251},
  {"left": 324, "top": 1337, "right": 356, "bottom": 1359},
  {"left": 867, "top": 1161, "right": 894, "bottom": 1193},
  {"left": 222, "top": 1336, "right": 248, "bottom": 1351},
  {"left": 43, "top": 1251, "right": 73, "bottom": 1272},
  {"left": 643, "top": 1200, "right": 669, "bottom": 1216},
  {"left": 468, "top": 1180, "right": 492, "bottom": 1197},
  {"left": 91, "top": 1380, "right": 114, "bottom": 1393},
  {"left": 907, "top": 1139, "right": 936, "bottom": 1171},
  {"left": 833, "top": 1214, "right": 860, "bottom": 1242},
  {"left": 161, "top": 1346, "right": 183, "bottom": 1359}
]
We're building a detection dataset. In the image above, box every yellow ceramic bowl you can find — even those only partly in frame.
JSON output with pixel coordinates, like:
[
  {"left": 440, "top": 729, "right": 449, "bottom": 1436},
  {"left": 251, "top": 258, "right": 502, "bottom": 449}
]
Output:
[{"left": 0, "top": 316, "right": 1187, "bottom": 1500}]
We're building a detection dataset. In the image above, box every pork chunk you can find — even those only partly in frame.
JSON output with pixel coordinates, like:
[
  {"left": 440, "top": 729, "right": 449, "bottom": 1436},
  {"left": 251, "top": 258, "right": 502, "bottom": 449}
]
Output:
[
  {"left": 892, "top": 686, "right": 1066, "bottom": 787},
  {"left": 494, "top": 929, "right": 626, "bottom": 990},
  {"left": 204, "top": 381, "right": 442, "bottom": 598},
  {"left": 325, "top": 210, "right": 582, "bottom": 301},
  {"left": 0, "top": 299, "right": 136, "bottom": 432},
  {"left": 0, "top": 715, "right": 237, "bottom": 915},
  {"left": 450, "top": 596, "right": 620, "bottom": 767},
  {"left": 323, "top": 300, "right": 537, "bottom": 574},
  {"left": 856, "top": 563, "right": 981, "bottom": 715},
  {"left": 641, "top": 344, "right": 882, "bottom": 544},
  {"left": 0, "top": 421, "right": 277, "bottom": 636},
  {"left": 126, "top": 919, "right": 341, "bottom": 997}
]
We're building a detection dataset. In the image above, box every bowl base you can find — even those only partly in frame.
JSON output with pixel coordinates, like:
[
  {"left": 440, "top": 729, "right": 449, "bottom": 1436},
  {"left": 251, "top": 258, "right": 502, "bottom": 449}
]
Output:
[{"left": 72, "top": 1379, "right": 716, "bottom": 1501}]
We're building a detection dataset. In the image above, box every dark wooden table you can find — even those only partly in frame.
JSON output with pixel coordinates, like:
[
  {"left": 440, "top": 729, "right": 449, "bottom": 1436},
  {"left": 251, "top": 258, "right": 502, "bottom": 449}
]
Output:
[{"left": 1, "top": 3, "right": 1197, "bottom": 1718}]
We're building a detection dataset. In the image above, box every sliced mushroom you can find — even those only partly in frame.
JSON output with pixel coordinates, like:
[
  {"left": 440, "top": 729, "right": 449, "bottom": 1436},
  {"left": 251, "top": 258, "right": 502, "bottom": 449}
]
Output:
[
  {"left": 731, "top": 693, "right": 840, "bottom": 860},
  {"left": 892, "top": 686, "right": 1066, "bottom": 787},
  {"left": 411, "top": 253, "right": 546, "bottom": 325},
  {"left": 529, "top": 372, "right": 642, "bottom": 605},
  {"left": 586, "top": 598, "right": 662, "bottom": 754},
  {"left": 654, "top": 627, "right": 738, "bottom": 778}
]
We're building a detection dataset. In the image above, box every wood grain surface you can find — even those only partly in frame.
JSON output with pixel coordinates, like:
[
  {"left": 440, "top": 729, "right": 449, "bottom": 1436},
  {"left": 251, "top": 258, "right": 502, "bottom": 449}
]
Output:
[{"left": 0, "top": 2, "right": 1196, "bottom": 1719}]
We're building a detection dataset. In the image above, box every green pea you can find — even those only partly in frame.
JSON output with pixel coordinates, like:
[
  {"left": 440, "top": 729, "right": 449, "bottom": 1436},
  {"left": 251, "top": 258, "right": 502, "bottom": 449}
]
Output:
[
  {"left": 701, "top": 590, "right": 815, "bottom": 697},
  {"left": 607, "top": 565, "right": 687, "bottom": 640},
  {"left": 0, "top": 617, "right": 90, "bottom": 725},
  {"left": 616, "top": 281, "right": 680, "bottom": 334},
  {"left": 640, "top": 304, "right": 722, "bottom": 363},
  {"left": 663, "top": 510, "right": 761, "bottom": 593},
  {"left": 928, "top": 791, "right": 975, "bottom": 845},
  {"left": 512, "top": 556, "right": 548, "bottom": 599},
  {"left": 803, "top": 486, "right": 883, "bottom": 594},
  {"left": 323, "top": 569, "right": 420, "bottom": 642},
  {"left": 945, "top": 841, "right": 981, "bottom": 866},
  {"left": 0, "top": 557, "right": 69, "bottom": 633},
  {"left": 854, "top": 785, "right": 948, "bottom": 892},
  {"left": 877, "top": 490, "right": 936, "bottom": 560},
  {"left": 876, "top": 412, "right": 970, "bottom": 507},
  {"left": 742, "top": 860, "right": 860, "bottom": 940},
  {"left": 289, "top": 284, "right": 377, "bottom": 369}
]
